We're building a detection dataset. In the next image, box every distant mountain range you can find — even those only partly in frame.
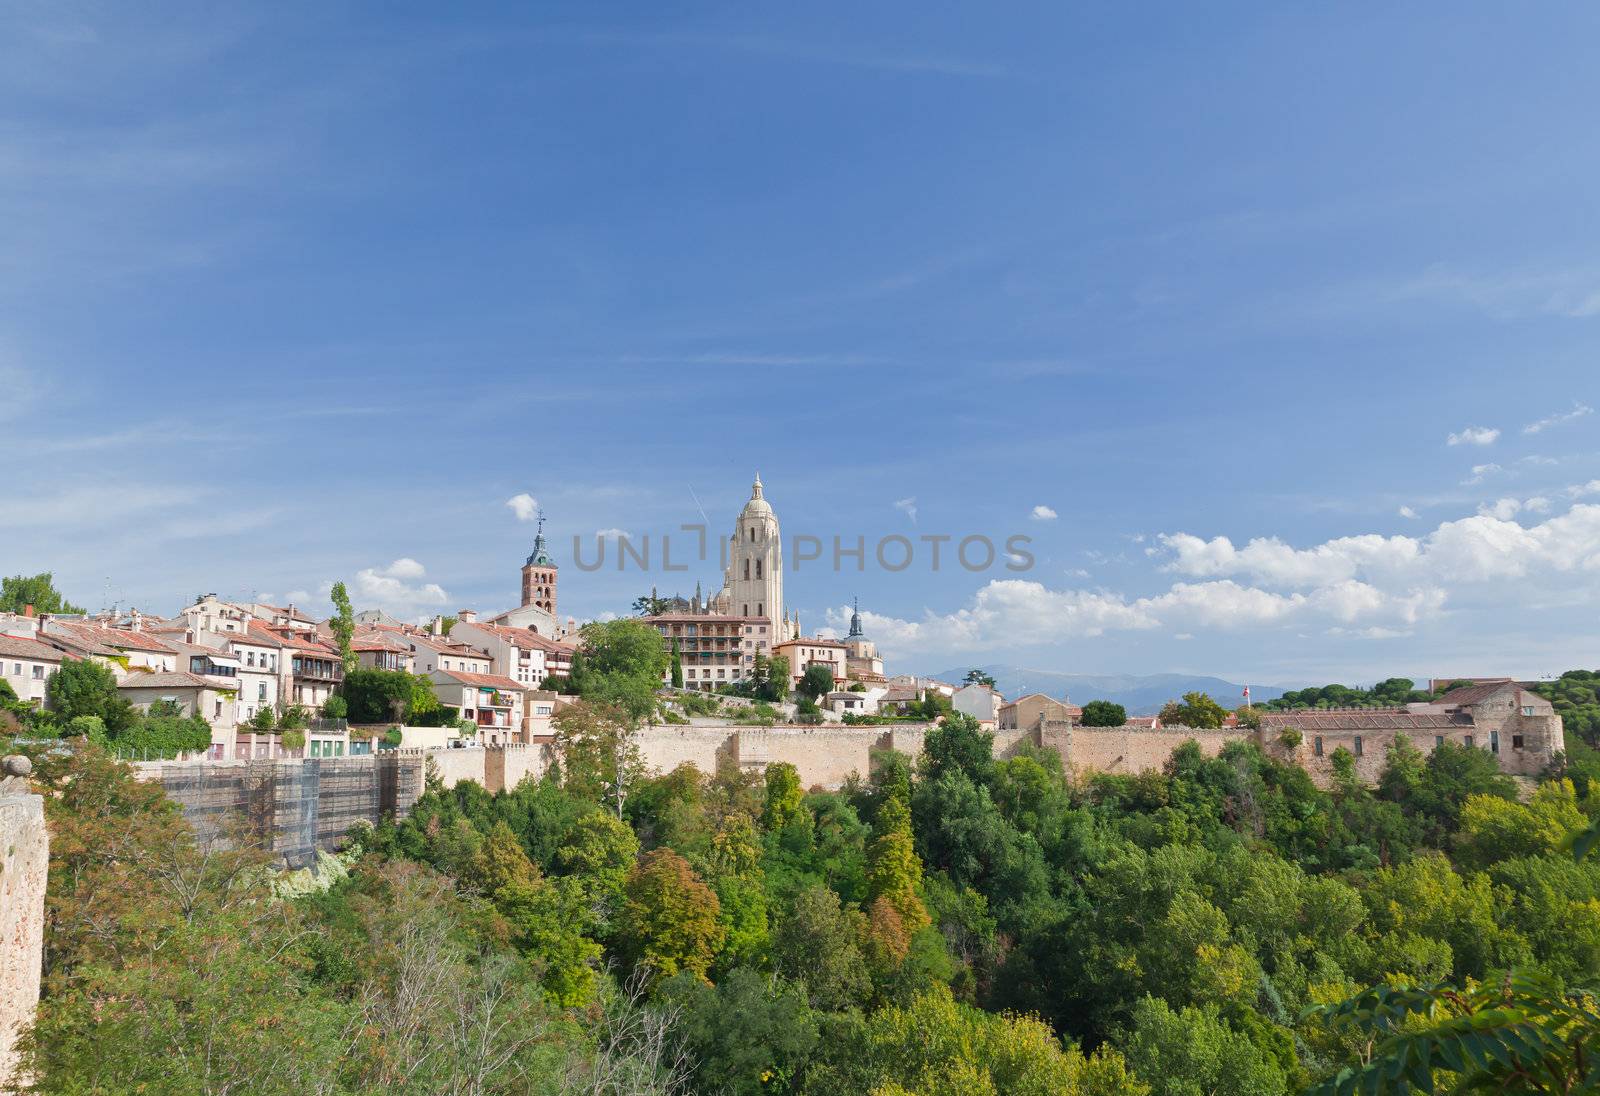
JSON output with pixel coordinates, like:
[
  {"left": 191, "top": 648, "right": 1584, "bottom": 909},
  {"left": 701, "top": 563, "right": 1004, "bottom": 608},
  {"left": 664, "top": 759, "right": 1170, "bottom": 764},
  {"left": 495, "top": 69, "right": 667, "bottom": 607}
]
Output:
[{"left": 924, "top": 665, "right": 1300, "bottom": 716}]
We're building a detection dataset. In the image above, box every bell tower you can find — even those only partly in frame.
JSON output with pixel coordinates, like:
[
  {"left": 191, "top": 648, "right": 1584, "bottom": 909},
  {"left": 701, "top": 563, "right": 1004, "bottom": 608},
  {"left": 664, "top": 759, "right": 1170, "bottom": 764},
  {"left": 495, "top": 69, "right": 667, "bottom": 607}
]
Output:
[
  {"left": 722, "top": 473, "right": 785, "bottom": 634},
  {"left": 520, "top": 511, "right": 558, "bottom": 619}
]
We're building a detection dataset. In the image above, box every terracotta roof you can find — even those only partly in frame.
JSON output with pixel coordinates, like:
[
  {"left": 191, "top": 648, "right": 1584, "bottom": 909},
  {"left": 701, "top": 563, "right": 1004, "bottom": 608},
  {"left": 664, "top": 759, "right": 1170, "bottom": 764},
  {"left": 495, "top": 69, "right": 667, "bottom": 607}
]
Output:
[
  {"left": 269, "top": 627, "right": 340, "bottom": 655},
  {"left": 1122, "top": 717, "right": 1160, "bottom": 729},
  {"left": 238, "top": 622, "right": 287, "bottom": 649},
  {"left": 351, "top": 631, "right": 408, "bottom": 653},
  {"left": 0, "top": 634, "right": 65, "bottom": 661},
  {"left": 1435, "top": 681, "right": 1529, "bottom": 708},
  {"left": 117, "top": 670, "right": 234, "bottom": 691},
  {"left": 432, "top": 668, "right": 524, "bottom": 691},
  {"left": 1259, "top": 709, "right": 1469, "bottom": 731},
  {"left": 48, "top": 622, "right": 175, "bottom": 654}
]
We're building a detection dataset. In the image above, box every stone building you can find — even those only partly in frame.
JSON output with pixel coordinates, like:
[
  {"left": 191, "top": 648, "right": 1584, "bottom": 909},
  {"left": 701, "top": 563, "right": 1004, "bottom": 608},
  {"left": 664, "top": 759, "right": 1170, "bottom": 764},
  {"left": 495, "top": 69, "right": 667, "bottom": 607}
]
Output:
[
  {"left": 998, "top": 692, "right": 1082, "bottom": 732},
  {"left": 491, "top": 513, "right": 560, "bottom": 635},
  {"left": 1259, "top": 680, "right": 1563, "bottom": 782}
]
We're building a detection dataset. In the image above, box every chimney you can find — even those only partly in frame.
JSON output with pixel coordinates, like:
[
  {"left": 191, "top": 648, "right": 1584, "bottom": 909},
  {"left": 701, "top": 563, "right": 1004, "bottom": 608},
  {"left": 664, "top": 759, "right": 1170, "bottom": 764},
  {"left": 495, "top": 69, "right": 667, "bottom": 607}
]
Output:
[
  {"left": 458, "top": 609, "right": 478, "bottom": 624},
  {"left": 430, "top": 615, "right": 444, "bottom": 636},
  {"left": 23, "top": 605, "right": 34, "bottom": 618}
]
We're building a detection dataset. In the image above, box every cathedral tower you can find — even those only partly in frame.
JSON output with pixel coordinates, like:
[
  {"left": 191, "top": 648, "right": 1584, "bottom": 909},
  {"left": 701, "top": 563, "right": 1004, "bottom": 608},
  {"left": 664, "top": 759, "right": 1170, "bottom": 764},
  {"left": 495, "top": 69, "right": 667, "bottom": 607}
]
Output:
[
  {"left": 720, "top": 473, "right": 787, "bottom": 635},
  {"left": 520, "top": 512, "right": 558, "bottom": 619}
]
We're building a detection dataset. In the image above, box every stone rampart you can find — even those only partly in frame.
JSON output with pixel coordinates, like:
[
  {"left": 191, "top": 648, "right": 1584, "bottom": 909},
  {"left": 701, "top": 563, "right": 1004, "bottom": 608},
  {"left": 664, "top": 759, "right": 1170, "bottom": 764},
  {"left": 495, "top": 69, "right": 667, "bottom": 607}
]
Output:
[
  {"left": 0, "top": 760, "right": 46, "bottom": 1091},
  {"left": 1064, "top": 725, "right": 1246, "bottom": 776}
]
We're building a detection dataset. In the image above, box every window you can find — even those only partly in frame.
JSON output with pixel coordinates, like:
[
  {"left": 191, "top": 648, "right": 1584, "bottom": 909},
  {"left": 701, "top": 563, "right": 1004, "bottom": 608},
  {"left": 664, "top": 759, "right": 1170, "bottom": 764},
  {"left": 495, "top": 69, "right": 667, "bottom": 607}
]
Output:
[
  {"left": 9, "top": 663, "right": 18, "bottom": 676},
  {"left": 1464, "top": 734, "right": 1474, "bottom": 748},
  {"left": 1512, "top": 734, "right": 1524, "bottom": 749},
  {"left": 755, "top": 559, "right": 762, "bottom": 579},
  {"left": 258, "top": 682, "right": 267, "bottom": 701},
  {"left": 32, "top": 664, "right": 44, "bottom": 679},
  {"left": 1521, "top": 705, "right": 1536, "bottom": 716},
  {"left": 1353, "top": 736, "right": 1364, "bottom": 758},
  {"left": 1435, "top": 735, "right": 1444, "bottom": 748},
  {"left": 1490, "top": 730, "right": 1500, "bottom": 754},
  {"left": 1313, "top": 736, "right": 1323, "bottom": 757},
  {"left": 758, "top": 603, "right": 764, "bottom": 617},
  {"left": 743, "top": 559, "right": 750, "bottom": 580}
]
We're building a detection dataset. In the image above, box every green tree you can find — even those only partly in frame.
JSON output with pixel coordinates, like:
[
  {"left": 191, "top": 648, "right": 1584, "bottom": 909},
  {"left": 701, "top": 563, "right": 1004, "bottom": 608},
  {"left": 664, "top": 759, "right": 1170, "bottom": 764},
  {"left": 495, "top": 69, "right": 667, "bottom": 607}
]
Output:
[
  {"left": 868, "top": 795, "right": 930, "bottom": 938},
  {"left": 798, "top": 663, "right": 835, "bottom": 700},
  {"left": 773, "top": 885, "right": 872, "bottom": 1012},
  {"left": 632, "top": 593, "right": 671, "bottom": 616},
  {"left": 1080, "top": 700, "right": 1129, "bottom": 727},
  {"left": 0, "top": 572, "right": 85, "bottom": 616},
  {"left": 963, "top": 669, "right": 998, "bottom": 689},
  {"left": 554, "top": 700, "right": 645, "bottom": 816},
  {"left": 45, "top": 658, "right": 135, "bottom": 733},
  {"left": 616, "top": 848, "right": 725, "bottom": 983},
  {"left": 764, "top": 761, "right": 806, "bottom": 831},
  {"left": 670, "top": 638, "right": 684, "bottom": 688},
  {"left": 1158, "top": 692, "right": 1228, "bottom": 729},
  {"left": 329, "top": 580, "right": 356, "bottom": 673},
  {"left": 665, "top": 967, "right": 820, "bottom": 1096},
  {"left": 1122, "top": 996, "right": 1290, "bottom": 1096},
  {"left": 569, "top": 618, "right": 668, "bottom": 721}
]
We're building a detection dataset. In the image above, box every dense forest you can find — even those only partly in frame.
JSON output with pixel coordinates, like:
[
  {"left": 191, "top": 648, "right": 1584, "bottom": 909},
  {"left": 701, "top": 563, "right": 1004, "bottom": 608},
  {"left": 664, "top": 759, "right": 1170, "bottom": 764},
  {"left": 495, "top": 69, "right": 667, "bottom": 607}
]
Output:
[{"left": 17, "top": 700, "right": 1600, "bottom": 1095}]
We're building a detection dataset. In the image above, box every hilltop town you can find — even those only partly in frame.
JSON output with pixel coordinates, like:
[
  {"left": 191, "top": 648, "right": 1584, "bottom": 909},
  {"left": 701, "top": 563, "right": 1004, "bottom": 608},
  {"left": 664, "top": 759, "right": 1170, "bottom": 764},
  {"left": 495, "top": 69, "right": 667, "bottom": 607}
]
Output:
[{"left": 0, "top": 473, "right": 1569, "bottom": 798}]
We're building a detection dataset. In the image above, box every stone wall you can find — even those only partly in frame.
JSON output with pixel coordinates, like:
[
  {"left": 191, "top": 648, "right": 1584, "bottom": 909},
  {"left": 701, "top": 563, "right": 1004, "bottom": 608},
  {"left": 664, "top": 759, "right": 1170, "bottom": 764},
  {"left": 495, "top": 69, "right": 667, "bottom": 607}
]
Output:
[
  {"left": 0, "top": 762, "right": 46, "bottom": 1090},
  {"left": 1063, "top": 725, "right": 1245, "bottom": 776}
]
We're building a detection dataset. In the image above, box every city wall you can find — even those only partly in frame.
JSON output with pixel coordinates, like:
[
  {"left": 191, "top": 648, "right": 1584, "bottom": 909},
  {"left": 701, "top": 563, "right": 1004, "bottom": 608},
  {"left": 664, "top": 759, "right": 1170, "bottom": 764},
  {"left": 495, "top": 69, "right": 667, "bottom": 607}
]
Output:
[
  {"left": 0, "top": 761, "right": 47, "bottom": 1091},
  {"left": 128, "top": 725, "right": 1291, "bottom": 868}
]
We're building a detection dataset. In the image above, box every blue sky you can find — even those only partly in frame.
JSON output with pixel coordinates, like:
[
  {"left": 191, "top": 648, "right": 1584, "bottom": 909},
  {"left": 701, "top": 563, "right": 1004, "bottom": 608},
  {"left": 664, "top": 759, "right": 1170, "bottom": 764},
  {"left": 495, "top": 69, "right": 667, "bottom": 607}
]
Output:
[{"left": 5, "top": 2, "right": 1599, "bottom": 685}]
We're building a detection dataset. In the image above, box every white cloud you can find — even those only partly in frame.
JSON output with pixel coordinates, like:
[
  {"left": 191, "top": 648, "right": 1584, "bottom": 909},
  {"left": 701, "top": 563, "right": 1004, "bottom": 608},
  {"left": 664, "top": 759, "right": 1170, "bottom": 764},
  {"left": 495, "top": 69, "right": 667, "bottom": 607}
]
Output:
[
  {"left": 505, "top": 493, "right": 539, "bottom": 521},
  {"left": 1447, "top": 426, "right": 1500, "bottom": 447},
  {"left": 1567, "top": 480, "right": 1600, "bottom": 499},
  {"left": 1030, "top": 504, "right": 1058, "bottom": 521},
  {"left": 594, "top": 528, "right": 631, "bottom": 540},
  {"left": 1397, "top": 505, "right": 1419, "bottom": 519},
  {"left": 1523, "top": 402, "right": 1593, "bottom": 435},
  {"left": 1463, "top": 463, "right": 1501, "bottom": 485},
  {"left": 893, "top": 497, "right": 918, "bottom": 523},
  {"left": 1161, "top": 504, "right": 1600, "bottom": 589},
  {"left": 1524, "top": 496, "right": 1552, "bottom": 514},
  {"left": 351, "top": 559, "right": 449, "bottom": 617}
]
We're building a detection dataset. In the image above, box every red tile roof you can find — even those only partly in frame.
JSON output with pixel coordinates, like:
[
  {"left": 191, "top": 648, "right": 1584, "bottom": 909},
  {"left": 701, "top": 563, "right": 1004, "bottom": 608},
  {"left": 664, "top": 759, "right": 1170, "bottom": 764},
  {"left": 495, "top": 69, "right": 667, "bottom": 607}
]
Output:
[
  {"left": 49, "top": 622, "right": 175, "bottom": 654},
  {"left": 433, "top": 668, "right": 524, "bottom": 691},
  {"left": 0, "top": 634, "right": 65, "bottom": 661}
]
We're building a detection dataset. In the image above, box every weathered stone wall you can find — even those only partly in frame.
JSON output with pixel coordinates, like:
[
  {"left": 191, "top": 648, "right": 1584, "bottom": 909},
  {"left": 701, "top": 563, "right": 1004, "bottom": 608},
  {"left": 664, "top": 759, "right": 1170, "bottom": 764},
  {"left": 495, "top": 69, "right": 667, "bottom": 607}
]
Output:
[
  {"left": 0, "top": 764, "right": 47, "bottom": 1090},
  {"left": 1064, "top": 725, "right": 1245, "bottom": 776}
]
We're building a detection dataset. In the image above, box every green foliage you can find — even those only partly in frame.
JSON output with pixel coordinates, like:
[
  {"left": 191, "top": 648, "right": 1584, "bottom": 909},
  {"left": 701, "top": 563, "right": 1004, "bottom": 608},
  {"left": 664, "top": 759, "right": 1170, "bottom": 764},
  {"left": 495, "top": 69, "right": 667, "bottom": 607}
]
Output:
[
  {"left": 341, "top": 667, "right": 438, "bottom": 724},
  {"left": 798, "top": 663, "right": 835, "bottom": 700},
  {"left": 764, "top": 762, "right": 806, "bottom": 830},
  {"left": 1122, "top": 996, "right": 1291, "bottom": 1096},
  {"left": 618, "top": 848, "right": 725, "bottom": 983},
  {"left": 45, "top": 658, "right": 134, "bottom": 732},
  {"left": 328, "top": 580, "right": 356, "bottom": 673},
  {"left": 1080, "top": 699, "right": 1128, "bottom": 727},
  {"left": 963, "top": 669, "right": 998, "bottom": 689},
  {"left": 320, "top": 693, "right": 348, "bottom": 719},
  {"left": 1533, "top": 669, "right": 1600, "bottom": 746},
  {"left": 570, "top": 618, "right": 669, "bottom": 720},
  {"left": 1306, "top": 972, "right": 1600, "bottom": 1096},
  {"left": 1158, "top": 691, "right": 1228, "bottom": 729},
  {"left": 1266, "top": 677, "right": 1432, "bottom": 711},
  {"left": 670, "top": 638, "right": 684, "bottom": 688},
  {"left": 0, "top": 572, "right": 85, "bottom": 615},
  {"left": 666, "top": 967, "right": 820, "bottom": 1096},
  {"left": 113, "top": 712, "right": 213, "bottom": 758}
]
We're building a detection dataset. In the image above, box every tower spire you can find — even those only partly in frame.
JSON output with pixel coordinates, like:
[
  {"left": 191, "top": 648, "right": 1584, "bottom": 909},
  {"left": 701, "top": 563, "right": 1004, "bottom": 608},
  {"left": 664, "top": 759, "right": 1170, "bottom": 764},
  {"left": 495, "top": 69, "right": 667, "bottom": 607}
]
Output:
[{"left": 751, "top": 471, "right": 764, "bottom": 500}]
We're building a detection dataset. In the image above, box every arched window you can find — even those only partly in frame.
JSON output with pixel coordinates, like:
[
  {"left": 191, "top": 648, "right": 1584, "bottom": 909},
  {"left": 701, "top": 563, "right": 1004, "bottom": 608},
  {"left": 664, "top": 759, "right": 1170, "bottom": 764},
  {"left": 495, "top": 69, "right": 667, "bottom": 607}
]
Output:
[
  {"left": 743, "top": 559, "right": 750, "bottom": 580},
  {"left": 755, "top": 559, "right": 762, "bottom": 579},
  {"left": 758, "top": 602, "right": 764, "bottom": 618}
]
